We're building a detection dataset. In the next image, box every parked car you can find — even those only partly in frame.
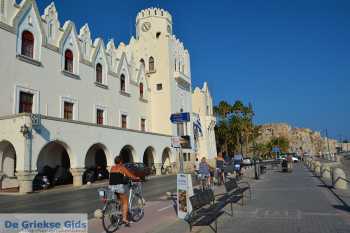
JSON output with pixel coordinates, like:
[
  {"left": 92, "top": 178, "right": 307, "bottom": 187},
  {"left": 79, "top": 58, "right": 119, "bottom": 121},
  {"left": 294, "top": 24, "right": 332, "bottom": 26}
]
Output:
[
  {"left": 124, "top": 163, "right": 152, "bottom": 181},
  {"left": 242, "top": 157, "right": 252, "bottom": 166}
]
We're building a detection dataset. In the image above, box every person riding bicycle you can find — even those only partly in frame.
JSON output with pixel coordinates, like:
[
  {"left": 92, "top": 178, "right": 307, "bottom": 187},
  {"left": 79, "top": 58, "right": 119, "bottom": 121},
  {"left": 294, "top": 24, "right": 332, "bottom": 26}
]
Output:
[
  {"left": 216, "top": 153, "right": 225, "bottom": 185},
  {"left": 199, "top": 157, "right": 212, "bottom": 186},
  {"left": 109, "top": 156, "right": 140, "bottom": 226}
]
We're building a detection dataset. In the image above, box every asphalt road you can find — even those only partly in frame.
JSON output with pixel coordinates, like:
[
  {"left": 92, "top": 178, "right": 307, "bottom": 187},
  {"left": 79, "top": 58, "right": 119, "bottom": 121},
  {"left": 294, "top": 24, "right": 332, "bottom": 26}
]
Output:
[{"left": 0, "top": 175, "right": 177, "bottom": 218}]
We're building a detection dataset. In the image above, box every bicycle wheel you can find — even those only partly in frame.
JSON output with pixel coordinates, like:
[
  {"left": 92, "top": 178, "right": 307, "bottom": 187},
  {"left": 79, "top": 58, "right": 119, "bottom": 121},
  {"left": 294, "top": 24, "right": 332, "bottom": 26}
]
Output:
[
  {"left": 102, "top": 201, "right": 122, "bottom": 233},
  {"left": 130, "top": 194, "right": 144, "bottom": 222}
]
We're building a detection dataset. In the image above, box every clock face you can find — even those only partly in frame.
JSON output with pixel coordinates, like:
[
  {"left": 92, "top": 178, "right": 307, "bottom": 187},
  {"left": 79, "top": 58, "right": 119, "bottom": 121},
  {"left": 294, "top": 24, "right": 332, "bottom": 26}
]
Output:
[{"left": 141, "top": 22, "right": 151, "bottom": 32}]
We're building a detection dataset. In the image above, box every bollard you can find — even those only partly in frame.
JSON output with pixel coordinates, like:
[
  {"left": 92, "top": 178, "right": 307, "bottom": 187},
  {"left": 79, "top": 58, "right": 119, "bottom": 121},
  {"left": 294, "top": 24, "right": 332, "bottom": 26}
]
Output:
[
  {"left": 332, "top": 168, "right": 348, "bottom": 190},
  {"left": 314, "top": 161, "right": 321, "bottom": 176},
  {"left": 320, "top": 164, "right": 331, "bottom": 179}
]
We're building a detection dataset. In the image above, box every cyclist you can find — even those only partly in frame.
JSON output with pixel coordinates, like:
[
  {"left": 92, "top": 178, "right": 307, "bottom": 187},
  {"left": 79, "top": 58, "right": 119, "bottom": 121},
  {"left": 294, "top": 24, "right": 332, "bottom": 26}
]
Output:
[
  {"left": 199, "top": 157, "right": 212, "bottom": 187},
  {"left": 109, "top": 156, "right": 140, "bottom": 226},
  {"left": 216, "top": 153, "right": 225, "bottom": 185}
]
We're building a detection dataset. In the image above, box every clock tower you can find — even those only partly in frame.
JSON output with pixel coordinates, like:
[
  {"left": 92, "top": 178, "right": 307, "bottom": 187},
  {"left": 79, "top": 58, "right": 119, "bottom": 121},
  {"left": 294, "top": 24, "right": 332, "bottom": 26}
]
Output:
[{"left": 136, "top": 8, "right": 173, "bottom": 39}]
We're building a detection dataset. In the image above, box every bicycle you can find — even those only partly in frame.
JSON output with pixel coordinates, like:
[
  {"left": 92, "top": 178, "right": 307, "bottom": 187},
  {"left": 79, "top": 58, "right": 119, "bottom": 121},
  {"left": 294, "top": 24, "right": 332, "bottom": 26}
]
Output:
[
  {"left": 198, "top": 173, "right": 214, "bottom": 191},
  {"left": 98, "top": 181, "right": 144, "bottom": 233}
]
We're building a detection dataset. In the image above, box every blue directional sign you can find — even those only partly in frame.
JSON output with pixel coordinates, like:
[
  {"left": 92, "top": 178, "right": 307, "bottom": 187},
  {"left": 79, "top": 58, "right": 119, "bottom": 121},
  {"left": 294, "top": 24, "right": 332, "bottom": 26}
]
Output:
[
  {"left": 272, "top": 147, "right": 280, "bottom": 153},
  {"left": 170, "top": 112, "right": 190, "bottom": 123}
]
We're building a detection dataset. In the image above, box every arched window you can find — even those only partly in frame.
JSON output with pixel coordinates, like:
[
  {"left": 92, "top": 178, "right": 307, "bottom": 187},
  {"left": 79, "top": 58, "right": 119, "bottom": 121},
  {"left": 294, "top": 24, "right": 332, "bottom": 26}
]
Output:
[
  {"left": 140, "top": 58, "right": 145, "bottom": 68},
  {"left": 120, "top": 74, "right": 126, "bottom": 92},
  {"left": 139, "top": 82, "right": 144, "bottom": 98},
  {"left": 48, "top": 21, "right": 53, "bottom": 39},
  {"left": 96, "top": 63, "right": 102, "bottom": 83},
  {"left": 64, "top": 49, "right": 73, "bottom": 73},
  {"left": 21, "top": 31, "right": 34, "bottom": 58},
  {"left": 149, "top": 56, "right": 154, "bottom": 72}
]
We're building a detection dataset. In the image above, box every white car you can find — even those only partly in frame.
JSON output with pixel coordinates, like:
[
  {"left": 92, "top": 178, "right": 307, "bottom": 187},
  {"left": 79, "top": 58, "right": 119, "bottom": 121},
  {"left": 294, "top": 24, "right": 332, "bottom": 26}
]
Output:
[
  {"left": 292, "top": 157, "right": 299, "bottom": 163},
  {"left": 242, "top": 158, "right": 252, "bottom": 165}
]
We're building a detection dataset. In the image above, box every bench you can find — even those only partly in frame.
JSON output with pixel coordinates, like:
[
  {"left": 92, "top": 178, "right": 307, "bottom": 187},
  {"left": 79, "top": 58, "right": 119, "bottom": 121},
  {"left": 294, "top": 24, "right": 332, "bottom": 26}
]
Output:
[
  {"left": 214, "top": 178, "right": 245, "bottom": 216},
  {"left": 223, "top": 177, "right": 251, "bottom": 205},
  {"left": 186, "top": 189, "right": 225, "bottom": 233}
]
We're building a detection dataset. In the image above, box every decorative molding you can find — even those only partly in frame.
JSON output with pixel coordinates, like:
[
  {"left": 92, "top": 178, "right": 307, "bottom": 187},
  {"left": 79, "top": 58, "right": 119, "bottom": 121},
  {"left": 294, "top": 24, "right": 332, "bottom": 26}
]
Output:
[
  {"left": 94, "top": 82, "right": 108, "bottom": 89},
  {"left": 16, "top": 54, "right": 42, "bottom": 67},
  {"left": 61, "top": 70, "right": 80, "bottom": 80},
  {"left": 146, "top": 69, "right": 156, "bottom": 75},
  {"left": 0, "top": 113, "right": 172, "bottom": 138},
  {"left": 0, "top": 21, "right": 15, "bottom": 33},
  {"left": 43, "top": 43, "right": 59, "bottom": 53}
]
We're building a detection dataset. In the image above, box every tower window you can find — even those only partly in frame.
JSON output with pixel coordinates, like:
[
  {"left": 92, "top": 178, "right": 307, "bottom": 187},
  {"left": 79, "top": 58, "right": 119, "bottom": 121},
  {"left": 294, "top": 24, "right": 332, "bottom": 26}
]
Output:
[
  {"left": 120, "top": 74, "right": 126, "bottom": 92},
  {"left": 121, "top": 114, "right": 127, "bottom": 128},
  {"left": 64, "top": 102, "right": 74, "bottom": 120},
  {"left": 149, "top": 56, "right": 155, "bottom": 72},
  {"left": 48, "top": 22, "right": 53, "bottom": 39},
  {"left": 21, "top": 31, "right": 34, "bottom": 58},
  {"left": 156, "top": 83, "right": 163, "bottom": 91},
  {"left": 19, "top": 91, "right": 33, "bottom": 113},
  {"left": 139, "top": 82, "right": 144, "bottom": 98},
  {"left": 156, "top": 32, "right": 161, "bottom": 38},
  {"left": 141, "top": 118, "right": 146, "bottom": 131},
  {"left": 64, "top": 49, "right": 73, "bottom": 73},
  {"left": 174, "top": 59, "right": 177, "bottom": 71},
  {"left": 96, "top": 63, "right": 103, "bottom": 83},
  {"left": 96, "top": 109, "right": 104, "bottom": 125}
]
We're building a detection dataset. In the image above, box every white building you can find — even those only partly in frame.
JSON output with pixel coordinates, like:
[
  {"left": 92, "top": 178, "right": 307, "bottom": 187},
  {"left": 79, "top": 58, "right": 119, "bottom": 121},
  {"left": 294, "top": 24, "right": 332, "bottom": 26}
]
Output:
[{"left": 0, "top": 0, "right": 217, "bottom": 193}]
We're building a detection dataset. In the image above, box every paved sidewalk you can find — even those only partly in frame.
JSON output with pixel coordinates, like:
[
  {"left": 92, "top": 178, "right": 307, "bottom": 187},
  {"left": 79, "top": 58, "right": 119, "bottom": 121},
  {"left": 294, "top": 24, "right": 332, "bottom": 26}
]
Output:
[{"left": 151, "top": 163, "right": 350, "bottom": 233}]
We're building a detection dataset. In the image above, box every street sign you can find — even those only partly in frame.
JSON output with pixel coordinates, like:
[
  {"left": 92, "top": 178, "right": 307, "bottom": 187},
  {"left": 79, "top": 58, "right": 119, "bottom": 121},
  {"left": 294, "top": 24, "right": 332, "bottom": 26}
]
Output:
[
  {"left": 272, "top": 147, "right": 280, "bottom": 153},
  {"left": 170, "top": 112, "right": 190, "bottom": 124},
  {"left": 171, "top": 136, "right": 181, "bottom": 148}
]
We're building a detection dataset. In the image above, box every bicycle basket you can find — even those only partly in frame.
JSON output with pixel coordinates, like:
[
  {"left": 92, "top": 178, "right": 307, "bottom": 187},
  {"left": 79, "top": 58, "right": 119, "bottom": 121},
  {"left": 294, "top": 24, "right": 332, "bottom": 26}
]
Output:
[{"left": 98, "top": 188, "right": 115, "bottom": 202}]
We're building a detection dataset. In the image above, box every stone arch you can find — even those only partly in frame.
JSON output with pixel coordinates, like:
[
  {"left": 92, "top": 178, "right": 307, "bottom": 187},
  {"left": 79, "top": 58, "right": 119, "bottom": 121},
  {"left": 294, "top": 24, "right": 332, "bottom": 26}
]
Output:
[
  {"left": 36, "top": 140, "right": 73, "bottom": 186},
  {"left": 84, "top": 143, "right": 109, "bottom": 183},
  {"left": 84, "top": 143, "right": 109, "bottom": 169},
  {"left": 162, "top": 147, "right": 172, "bottom": 167},
  {"left": 143, "top": 146, "right": 155, "bottom": 168},
  {"left": 119, "top": 145, "right": 135, "bottom": 163},
  {"left": 0, "top": 140, "right": 18, "bottom": 190}
]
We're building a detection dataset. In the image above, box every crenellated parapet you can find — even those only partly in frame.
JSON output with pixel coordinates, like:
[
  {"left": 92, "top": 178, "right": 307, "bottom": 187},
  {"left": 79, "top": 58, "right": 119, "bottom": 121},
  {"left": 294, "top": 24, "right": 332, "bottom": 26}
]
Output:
[{"left": 136, "top": 7, "right": 172, "bottom": 24}]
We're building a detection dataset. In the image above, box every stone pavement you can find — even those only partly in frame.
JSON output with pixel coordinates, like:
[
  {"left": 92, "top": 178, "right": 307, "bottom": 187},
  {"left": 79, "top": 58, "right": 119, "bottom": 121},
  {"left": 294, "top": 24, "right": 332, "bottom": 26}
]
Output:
[{"left": 151, "top": 163, "right": 350, "bottom": 233}]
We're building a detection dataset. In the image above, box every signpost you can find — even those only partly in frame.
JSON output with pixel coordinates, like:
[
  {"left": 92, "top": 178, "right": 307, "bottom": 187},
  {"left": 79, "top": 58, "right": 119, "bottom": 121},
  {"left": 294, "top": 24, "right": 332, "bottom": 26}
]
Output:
[
  {"left": 170, "top": 112, "right": 193, "bottom": 219},
  {"left": 170, "top": 112, "right": 190, "bottom": 124}
]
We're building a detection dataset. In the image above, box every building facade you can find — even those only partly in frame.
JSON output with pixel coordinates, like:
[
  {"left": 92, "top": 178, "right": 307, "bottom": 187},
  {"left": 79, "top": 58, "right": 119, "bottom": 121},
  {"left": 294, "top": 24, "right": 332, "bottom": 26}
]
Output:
[{"left": 0, "top": 0, "right": 217, "bottom": 193}]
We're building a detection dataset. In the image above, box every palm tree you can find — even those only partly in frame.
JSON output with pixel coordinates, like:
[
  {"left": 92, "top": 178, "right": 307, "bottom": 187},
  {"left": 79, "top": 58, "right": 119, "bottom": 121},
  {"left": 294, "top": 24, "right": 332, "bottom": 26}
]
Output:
[{"left": 214, "top": 101, "right": 233, "bottom": 153}]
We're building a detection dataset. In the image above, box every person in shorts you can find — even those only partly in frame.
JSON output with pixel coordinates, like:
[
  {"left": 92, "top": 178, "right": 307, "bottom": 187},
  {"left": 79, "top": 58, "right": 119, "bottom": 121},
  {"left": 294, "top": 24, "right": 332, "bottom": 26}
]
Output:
[{"left": 109, "top": 156, "right": 140, "bottom": 226}]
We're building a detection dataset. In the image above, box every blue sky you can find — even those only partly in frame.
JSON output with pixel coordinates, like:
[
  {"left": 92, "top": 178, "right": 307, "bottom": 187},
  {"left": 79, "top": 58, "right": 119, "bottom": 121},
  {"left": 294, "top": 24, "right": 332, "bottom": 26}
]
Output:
[{"left": 36, "top": 0, "right": 350, "bottom": 140}]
